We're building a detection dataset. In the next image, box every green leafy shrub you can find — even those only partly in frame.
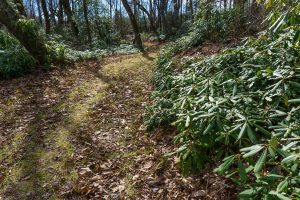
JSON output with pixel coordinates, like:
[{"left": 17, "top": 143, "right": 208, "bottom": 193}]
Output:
[
  {"left": 0, "top": 30, "right": 35, "bottom": 78},
  {"left": 152, "top": 2, "right": 241, "bottom": 83},
  {"left": 146, "top": 1, "right": 300, "bottom": 199},
  {"left": 0, "top": 28, "right": 140, "bottom": 78},
  {"left": 16, "top": 19, "right": 40, "bottom": 38},
  {"left": 46, "top": 34, "right": 140, "bottom": 63}
]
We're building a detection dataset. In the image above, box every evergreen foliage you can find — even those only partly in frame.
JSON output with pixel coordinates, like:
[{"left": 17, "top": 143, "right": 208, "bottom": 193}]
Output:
[{"left": 146, "top": 1, "right": 300, "bottom": 198}]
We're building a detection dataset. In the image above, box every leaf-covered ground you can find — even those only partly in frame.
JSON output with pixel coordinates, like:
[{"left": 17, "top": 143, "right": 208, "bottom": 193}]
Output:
[{"left": 0, "top": 42, "right": 237, "bottom": 199}]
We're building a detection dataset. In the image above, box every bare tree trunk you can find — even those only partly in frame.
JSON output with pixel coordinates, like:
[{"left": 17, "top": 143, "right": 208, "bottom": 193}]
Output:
[
  {"left": 29, "top": 0, "right": 36, "bottom": 18},
  {"left": 57, "top": 0, "right": 64, "bottom": 26},
  {"left": 41, "top": 0, "right": 51, "bottom": 33},
  {"left": 0, "top": 0, "right": 47, "bottom": 64},
  {"left": 189, "top": 0, "right": 193, "bottom": 15},
  {"left": 121, "top": 0, "right": 144, "bottom": 51},
  {"left": 93, "top": 0, "right": 101, "bottom": 39},
  {"left": 83, "top": 0, "right": 92, "bottom": 44},
  {"left": 60, "top": 0, "right": 79, "bottom": 37},
  {"left": 163, "top": 0, "right": 169, "bottom": 35},
  {"left": 159, "top": 0, "right": 166, "bottom": 34},
  {"left": 180, "top": 0, "right": 183, "bottom": 23},
  {"left": 49, "top": 0, "right": 57, "bottom": 25},
  {"left": 143, "top": 12, "right": 147, "bottom": 31},
  {"left": 36, "top": 0, "right": 43, "bottom": 24},
  {"left": 157, "top": 0, "right": 162, "bottom": 32},
  {"left": 173, "top": 0, "right": 179, "bottom": 27},
  {"left": 110, "top": 0, "right": 113, "bottom": 18},
  {"left": 136, "top": 2, "right": 159, "bottom": 37}
]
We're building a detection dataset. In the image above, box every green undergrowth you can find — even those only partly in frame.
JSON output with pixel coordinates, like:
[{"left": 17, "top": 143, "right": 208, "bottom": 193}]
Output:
[
  {"left": 47, "top": 34, "right": 140, "bottom": 63},
  {"left": 0, "top": 30, "right": 140, "bottom": 79},
  {"left": 155, "top": 0, "right": 250, "bottom": 69},
  {"left": 146, "top": 1, "right": 300, "bottom": 199},
  {"left": 0, "top": 30, "right": 35, "bottom": 78}
]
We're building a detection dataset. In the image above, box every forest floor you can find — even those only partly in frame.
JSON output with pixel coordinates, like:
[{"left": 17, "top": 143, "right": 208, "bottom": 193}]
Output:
[{"left": 0, "top": 42, "right": 237, "bottom": 200}]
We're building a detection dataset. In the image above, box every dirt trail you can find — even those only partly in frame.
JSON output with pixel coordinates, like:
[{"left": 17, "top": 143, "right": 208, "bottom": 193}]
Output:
[{"left": 0, "top": 43, "right": 236, "bottom": 200}]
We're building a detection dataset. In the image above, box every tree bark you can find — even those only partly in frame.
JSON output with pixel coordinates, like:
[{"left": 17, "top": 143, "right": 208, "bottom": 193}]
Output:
[
  {"left": 159, "top": 0, "right": 168, "bottom": 35},
  {"left": 136, "top": 2, "right": 159, "bottom": 37},
  {"left": 110, "top": 0, "right": 113, "bottom": 19},
  {"left": 49, "top": 0, "right": 57, "bottom": 25},
  {"left": 189, "top": 0, "right": 193, "bottom": 15},
  {"left": 28, "top": 0, "right": 36, "bottom": 18},
  {"left": 60, "top": 0, "right": 79, "bottom": 37},
  {"left": 41, "top": 0, "right": 51, "bottom": 33},
  {"left": 83, "top": 0, "right": 92, "bottom": 44},
  {"left": 57, "top": 0, "right": 64, "bottom": 26},
  {"left": 36, "top": 0, "right": 43, "bottom": 24},
  {"left": 0, "top": 0, "right": 48, "bottom": 64},
  {"left": 173, "top": 0, "right": 180, "bottom": 24},
  {"left": 121, "top": 0, "right": 144, "bottom": 51}
]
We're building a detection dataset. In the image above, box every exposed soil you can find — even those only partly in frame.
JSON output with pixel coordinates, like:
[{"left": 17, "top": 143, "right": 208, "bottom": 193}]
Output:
[{"left": 0, "top": 42, "right": 238, "bottom": 199}]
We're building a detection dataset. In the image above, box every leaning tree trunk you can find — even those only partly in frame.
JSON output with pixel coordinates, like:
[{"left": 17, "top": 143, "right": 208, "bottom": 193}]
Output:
[
  {"left": 0, "top": 0, "right": 47, "bottom": 64},
  {"left": 121, "top": 0, "right": 144, "bottom": 51},
  {"left": 13, "top": 0, "right": 27, "bottom": 17}
]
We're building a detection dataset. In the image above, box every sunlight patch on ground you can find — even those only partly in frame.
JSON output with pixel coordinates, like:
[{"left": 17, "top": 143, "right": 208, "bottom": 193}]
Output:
[
  {"left": 101, "top": 52, "right": 155, "bottom": 81},
  {"left": 0, "top": 76, "right": 108, "bottom": 198},
  {"left": 0, "top": 132, "right": 28, "bottom": 192},
  {"left": 99, "top": 53, "right": 156, "bottom": 197},
  {"left": 67, "top": 78, "right": 108, "bottom": 125}
]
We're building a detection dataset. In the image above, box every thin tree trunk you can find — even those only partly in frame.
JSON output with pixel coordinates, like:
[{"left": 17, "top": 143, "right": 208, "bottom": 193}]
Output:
[
  {"left": 30, "top": 0, "right": 36, "bottom": 18},
  {"left": 83, "top": 0, "right": 92, "bottom": 44},
  {"left": 121, "top": 0, "right": 144, "bottom": 51},
  {"left": 110, "top": 0, "right": 113, "bottom": 18},
  {"left": 143, "top": 12, "right": 147, "bottom": 31},
  {"left": 36, "top": 0, "right": 43, "bottom": 24},
  {"left": 60, "top": 0, "right": 79, "bottom": 37},
  {"left": 189, "top": 0, "right": 193, "bottom": 15},
  {"left": 57, "top": 0, "right": 64, "bottom": 26},
  {"left": 49, "top": 0, "right": 57, "bottom": 25},
  {"left": 93, "top": 0, "right": 102, "bottom": 40},
  {"left": 173, "top": 0, "right": 179, "bottom": 27},
  {"left": 41, "top": 0, "right": 51, "bottom": 33},
  {"left": 159, "top": 0, "right": 166, "bottom": 34},
  {"left": 136, "top": 2, "right": 159, "bottom": 37},
  {"left": 180, "top": 0, "right": 183, "bottom": 23},
  {"left": 0, "top": 0, "right": 47, "bottom": 64}
]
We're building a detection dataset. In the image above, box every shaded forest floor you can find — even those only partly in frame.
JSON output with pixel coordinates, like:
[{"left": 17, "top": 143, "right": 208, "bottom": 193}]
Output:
[{"left": 0, "top": 42, "right": 237, "bottom": 199}]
